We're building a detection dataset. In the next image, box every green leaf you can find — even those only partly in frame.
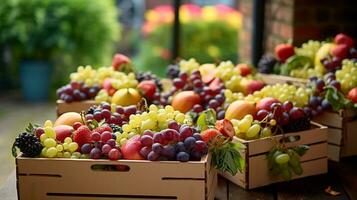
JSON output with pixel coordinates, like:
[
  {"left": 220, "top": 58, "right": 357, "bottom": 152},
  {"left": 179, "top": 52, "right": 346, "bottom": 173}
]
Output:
[
  {"left": 197, "top": 109, "right": 217, "bottom": 131},
  {"left": 279, "top": 55, "right": 312, "bottom": 75},
  {"left": 211, "top": 141, "right": 245, "bottom": 175},
  {"left": 324, "top": 86, "right": 351, "bottom": 111},
  {"left": 293, "top": 145, "right": 309, "bottom": 156}
]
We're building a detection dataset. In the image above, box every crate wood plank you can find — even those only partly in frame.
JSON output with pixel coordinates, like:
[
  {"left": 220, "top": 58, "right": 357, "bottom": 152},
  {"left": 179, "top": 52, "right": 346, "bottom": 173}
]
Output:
[
  {"left": 56, "top": 100, "right": 97, "bottom": 116},
  {"left": 327, "top": 128, "right": 343, "bottom": 145},
  {"left": 215, "top": 176, "right": 228, "bottom": 200},
  {"left": 341, "top": 120, "right": 357, "bottom": 157},
  {"left": 260, "top": 74, "right": 307, "bottom": 86},
  {"left": 328, "top": 144, "right": 341, "bottom": 162},
  {"left": 243, "top": 125, "right": 327, "bottom": 156},
  {"left": 17, "top": 156, "right": 213, "bottom": 200},
  {"left": 313, "top": 112, "right": 343, "bottom": 128},
  {"left": 249, "top": 158, "right": 327, "bottom": 189}
]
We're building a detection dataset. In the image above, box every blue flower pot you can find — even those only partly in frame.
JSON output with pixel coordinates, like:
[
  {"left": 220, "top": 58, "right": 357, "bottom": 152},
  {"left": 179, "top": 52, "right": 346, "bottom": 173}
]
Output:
[{"left": 20, "top": 60, "right": 53, "bottom": 102}]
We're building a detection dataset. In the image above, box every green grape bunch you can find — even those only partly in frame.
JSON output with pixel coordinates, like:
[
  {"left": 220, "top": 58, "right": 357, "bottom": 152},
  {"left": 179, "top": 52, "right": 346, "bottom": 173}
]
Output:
[{"left": 267, "top": 145, "right": 309, "bottom": 180}]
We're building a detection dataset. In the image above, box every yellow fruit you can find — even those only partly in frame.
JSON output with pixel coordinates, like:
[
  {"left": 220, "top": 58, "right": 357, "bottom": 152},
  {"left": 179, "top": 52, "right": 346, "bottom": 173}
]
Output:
[
  {"left": 199, "top": 63, "right": 217, "bottom": 83},
  {"left": 111, "top": 88, "right": 141, "bottom": 106},
  {"left": 314, "top": 43, "right": 335, "bottom": 74},
  {"left": 54, "top": 112, "right": 82, "bottom": 127},
  {"left": 225, "top": 100, "right": 256, "bottom": 120}
]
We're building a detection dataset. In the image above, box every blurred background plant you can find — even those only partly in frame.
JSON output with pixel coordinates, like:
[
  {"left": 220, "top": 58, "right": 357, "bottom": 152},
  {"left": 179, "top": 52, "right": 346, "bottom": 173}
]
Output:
[
  {"left": 134, "top": 3, "right": 242, "bottom": 77},
  {"left": 0, "top": 0, "right": 120, "bottom": 98}
]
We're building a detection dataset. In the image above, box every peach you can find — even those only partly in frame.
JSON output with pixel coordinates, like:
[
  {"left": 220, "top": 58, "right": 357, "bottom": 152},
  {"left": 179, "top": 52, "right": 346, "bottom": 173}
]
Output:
[
  {"left": 171, "top": 91, "right": 201, "bottom": 113},
  {"left": 225, "top": 100, "right": 256, "bottom": 120},
  {"left": 54, "top": 112, "right": 83, "bottom": 127}
]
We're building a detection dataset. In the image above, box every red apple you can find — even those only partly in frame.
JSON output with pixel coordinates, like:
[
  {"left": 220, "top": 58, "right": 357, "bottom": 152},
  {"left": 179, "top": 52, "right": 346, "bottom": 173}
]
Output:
[
  {"left": 137, "top": 80, "right": 156, "bottom": 100},
  {"left": 112, "top": 53, "right": 131, "bottom": 71},
  {"left": 121, "top": 135, "right": 144, "bottom": 160},
  {"left": 330, "top": 44, "right": 349, "bottom": 59},
  {"left": 334, "top": 33, "right": 354, "bottom": 49},
  {"left": 54, "top": 125, "right": 73, "bottom": 143},
  {"left": 256, "top": 97, "right": 280, "bottom": 111},
  {"left": 246, "top": 80, "right": 265, "bottom": 94},
  {"left": 347, "top": 87, "right": 357, "bottom": 103},
  {"left": 103, "top": 78, "right": 115, "bottom": 92},
  {"left": 209, "top": 78, "right": 223, "bottom": 93},
  {"left": 236, "top": 63, "right": 252, "bottom": 76}
]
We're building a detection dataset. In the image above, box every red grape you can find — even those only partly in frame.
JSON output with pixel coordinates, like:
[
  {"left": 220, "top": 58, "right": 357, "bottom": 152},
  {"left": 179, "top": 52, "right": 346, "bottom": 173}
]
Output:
[
  {"left": 289, "top": 107, "right": 305, "bottom": 120},
  {"left": 108, "top": 148, "right": 121, "bottom": 160},
  {"left": 143, "top": 130, "right": 154, "bottom": 137},
  {"left": 282, "top": 101, "right": 293, "bottom": 112},
  {"left": 140, "top": 135, "right": 153, "bottom": 147},
  {"left": 153, "top": 133, "right": 164, "bottom": 144},
  {"left": 256, "top": 109, "right": 269, "bottom": 121},
  {"left": 140, "top": 146, "right": 151, "bottom": 158},
  {"left": 101, "top": 144, "right": 112, "bottom": 154},
  {"left": 101, "top": 131, "right": 112, "bottom": 143},
  {"left": 91, "top": 132, "right": 101, "bottom": 142},
  {"left": 168, "top": 120, "right": 180, "bottom": 131}
]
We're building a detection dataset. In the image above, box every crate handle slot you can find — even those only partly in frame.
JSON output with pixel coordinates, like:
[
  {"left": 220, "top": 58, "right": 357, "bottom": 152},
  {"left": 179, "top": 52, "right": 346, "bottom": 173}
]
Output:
[
  {"left": 91, "top": 164, "right": 130, "bottom": 172},
  {"left": 280, "top": 135, "right": 301, "bottom": 143},
  {"left": 47, "top": 193, "right": 177, "bottom": 199}
]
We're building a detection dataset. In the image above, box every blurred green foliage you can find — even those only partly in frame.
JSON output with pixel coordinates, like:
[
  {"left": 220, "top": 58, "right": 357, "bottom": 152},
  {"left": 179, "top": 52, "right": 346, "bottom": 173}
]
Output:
[
  {"left": 134, "top": 21, "right": 238, "bottom": 77},
  {"left": 0, "top": 0, "right": 120, "bottom": 89}
]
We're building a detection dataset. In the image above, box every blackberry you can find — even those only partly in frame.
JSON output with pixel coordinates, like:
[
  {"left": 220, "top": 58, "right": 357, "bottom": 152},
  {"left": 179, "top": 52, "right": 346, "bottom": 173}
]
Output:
[
  {"left": 136, "top": 72, "right": 163, "bottom": 92},
  {"left": 258, "top": 54, "right": 277, "bottom": 74},
  {"left": 282, "top": 118, "right": 310, "bottom": 133},
  {"left": 12, "top": 132, "right": 43, "bottom": 157},
  {"left": 109, "top": 124, "right": 122, "bottom": 133},
  {"left": 166, "top": 64, "right": 180, "bottom": 79},
  {"left": 86, "top": 106, "right": 96, "bottom": 115}
]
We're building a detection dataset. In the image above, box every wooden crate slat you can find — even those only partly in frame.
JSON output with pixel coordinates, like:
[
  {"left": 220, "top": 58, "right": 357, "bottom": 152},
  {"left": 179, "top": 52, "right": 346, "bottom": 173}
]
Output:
[
  {"left": 341, "top": 120, "right": 357, "bottom": 157},
  {"left": 248, "top": 157, "right": 327, "bottom": 189},
  {"left": 17, "top": 158, "right": 207, "bottom": 179},
  {"left": 327, "top": 128, "right": 343, "bottom": 145},
  {"left": 220, "top": 123, "right": 328, "bottom": 189},
  {"left": 18, "top": 176, "right": 205, "bottom": 199},
  {"left": 260, "top": 74, "right": 307, "bottom": 86},
  {"left": 56, "top": 100, "right": 97, "bottom": 116},
  {"left": 17, "top": 155, "right": 215, "bottom": 200},
  {"left": 245, "top": 125, "right": 327, "bottom": 156},
  {"left": 328, "top": 144, "right": 341, "bottom": 162},
  {"left": 313, "top": 112, "right": 343, "bottom": 128}
]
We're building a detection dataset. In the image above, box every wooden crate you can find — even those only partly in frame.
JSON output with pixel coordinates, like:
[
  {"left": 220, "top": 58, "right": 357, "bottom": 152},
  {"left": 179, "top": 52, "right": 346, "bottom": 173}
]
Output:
[
  {"left": 16, "top": 154, "right": 217, "bottom": 200},
  {"left": 313, "top": 110, "right": 357, "bottom": 162},
  {"left": 56, "top": 100, "right": 97, "bottom": 116},
  {"left": 260, "top": 74, "right": 307, "bottom": 86},
  {"left": 220, "top": 122, "right": 328, "bottom": 189}
]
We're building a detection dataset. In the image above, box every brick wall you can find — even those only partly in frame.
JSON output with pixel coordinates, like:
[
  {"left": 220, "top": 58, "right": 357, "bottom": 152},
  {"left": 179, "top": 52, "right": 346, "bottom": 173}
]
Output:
[
  {"left": 239, "top": 0, "right": 357, "bottom": 61},
  {"left": 264, "top": 0, "right": 294, "bottom": 53},
  {"left": 238, "top": 0, "right": 253, "bottom": 62}
]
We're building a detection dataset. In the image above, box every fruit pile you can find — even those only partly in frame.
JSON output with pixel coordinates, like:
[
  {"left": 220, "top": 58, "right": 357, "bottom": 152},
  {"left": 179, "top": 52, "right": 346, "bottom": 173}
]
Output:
[
  {"left": 227, "top": 97, "right": 310, "bottom": 141},
  {"left": 13, "top": 102, "right": 244, "bottom": 175},
  {"left": 57, "top": 54, "right": 162, "bottom": 107},
  {"left": 29, "top": 53, "right": 332, "bottom": 181},
  {"left": 257, "top": 33, "right": 357, "bottom": 113},
  {"left": 258, "top": 33, "right": 357, "bottom": 79}
]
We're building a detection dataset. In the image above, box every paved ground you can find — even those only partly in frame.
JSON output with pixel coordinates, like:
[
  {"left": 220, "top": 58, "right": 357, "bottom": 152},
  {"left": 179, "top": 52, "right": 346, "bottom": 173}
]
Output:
[{"left": 0, "top": 95, "right": 55, "bottom": 187}]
